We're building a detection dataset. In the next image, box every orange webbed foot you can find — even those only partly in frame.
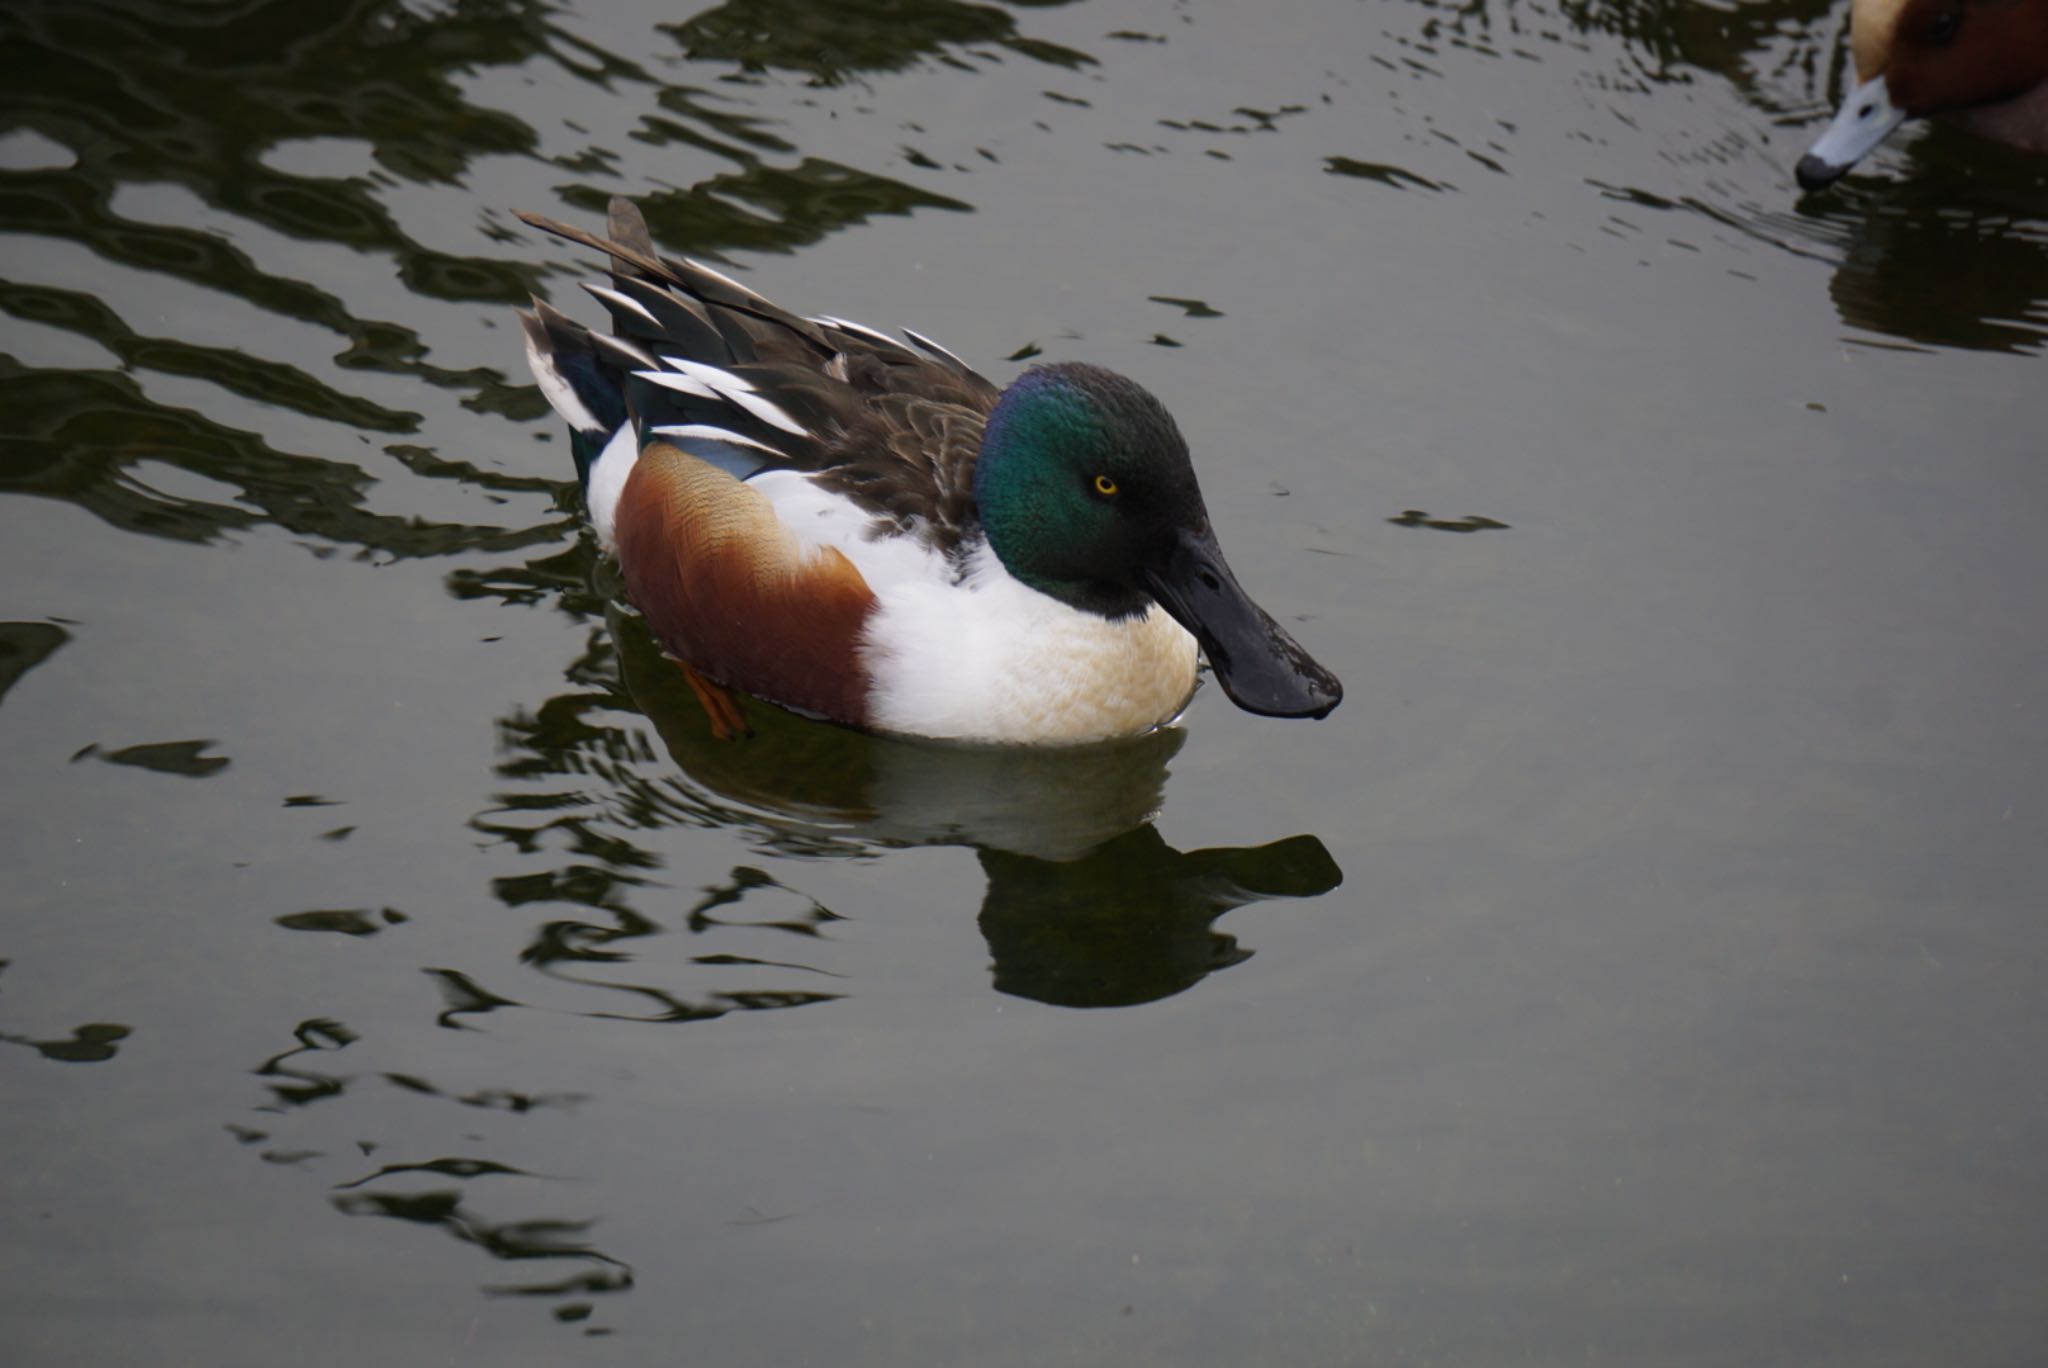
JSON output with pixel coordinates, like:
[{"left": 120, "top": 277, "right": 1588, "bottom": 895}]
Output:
[{"left": 681, "top": 662, "right": 751, "bottom": 740}]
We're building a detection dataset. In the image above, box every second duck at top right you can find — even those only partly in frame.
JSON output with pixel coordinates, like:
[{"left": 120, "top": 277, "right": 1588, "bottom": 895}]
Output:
[{"left": 1797, "top": 0, "right": 2048, "bottom": 189}]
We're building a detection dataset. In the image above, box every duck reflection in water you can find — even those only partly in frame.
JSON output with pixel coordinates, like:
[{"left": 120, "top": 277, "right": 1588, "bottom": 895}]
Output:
[{"left": 611, "top": 607, "right": 1342, "bottom": 1008}]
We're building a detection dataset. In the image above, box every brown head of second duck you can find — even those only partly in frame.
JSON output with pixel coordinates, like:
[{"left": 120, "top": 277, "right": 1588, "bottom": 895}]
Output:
[{"left": 1797, "top": 0, "right": 2048, "bottom": 188}]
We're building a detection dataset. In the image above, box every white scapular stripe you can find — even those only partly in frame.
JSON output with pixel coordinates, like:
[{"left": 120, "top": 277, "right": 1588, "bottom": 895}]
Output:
[
  {"left": 647, "top": 423, "right": 786, "bottom": 456},
  {"left": 592, "top": 332, "right": 659, "bottom": 370},
  {"left": 902, "top": 327, "right": 970, "bottom": 371},
  {"left": 684, "top": 257, "right": 768, "bottom": 303},
  {"left": 814, "top": 314, "right": 908, "bottom": 351},
  {"left": 579, "top": 281, "right": 661, "bottom": 327},
  {"left": 659, "top": 356, "right": 756, "bottom": 393},
  {"left": 724, "top": 387, "right": 809, "bottom": 436},
  {"left": 632, "top": 368, "right": 721, "bottom": 400}
]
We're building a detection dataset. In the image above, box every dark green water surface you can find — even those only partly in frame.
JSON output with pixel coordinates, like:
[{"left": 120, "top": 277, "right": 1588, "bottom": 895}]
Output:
[{"left": 4, "top": 1, "right": 2045, "bottom": 1363}]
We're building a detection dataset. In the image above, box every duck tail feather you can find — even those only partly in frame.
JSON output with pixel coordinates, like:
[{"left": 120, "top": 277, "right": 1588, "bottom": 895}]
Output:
[{"left": 518, "top": 300, "right": 628, "bottom": 449}]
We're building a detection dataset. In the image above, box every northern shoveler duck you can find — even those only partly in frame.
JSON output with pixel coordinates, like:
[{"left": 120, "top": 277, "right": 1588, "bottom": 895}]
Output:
[
  {"left": 1797, "top": 0, "right": 2048, "bottom": 189},
  {"left": 517, "top": 198, "right": 1341, "bottom": 746}
]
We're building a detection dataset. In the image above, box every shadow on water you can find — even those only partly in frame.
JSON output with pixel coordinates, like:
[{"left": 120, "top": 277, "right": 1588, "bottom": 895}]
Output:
[
  {"left": 1, "top": 630, "right": 141, "bottom": 1064},
  {"left": 475, "top": 585, "right": 1346, "bottom": 1012},
  {"left": 1794, "top": 144, "right": 2048, "bottom": 352},
  {"left": 227, "top": 519, "right": 1339, "bottom": 1327},
  {"left": 0, "top": 0, "right": 1031, "bottom": 551},
  {"left": 0, "top": 620, "right": 70, "bottom": 706},
  {"left": 0, "top": 0, "right": 1139, "bottom": 1328},
  {"left": 979, "top": 828, "right": 1343, "bottom": 1008},
  {"left": 662, "top": 0, "right": 1095, "bottom": 87},
  {"left": 619, "top": 606, "right": 1343, "bottom": 1009},
  {"left": 544, "top": 0, "right": 1109, "bottom": 256},
  {"left": 0, "top": 958, "right": 133, "bottom": 1063},
  {"left": 227, "top": 566, "right": 1342, "bottom": 1326},
  {"left": 1, "top": 0, "right": 543, "bottom": 296},
  {"left": 240, "top": 1018, "right": 630, "bottom": 1308},
  {"left": 0, "top": 0, "right": 556, "bottom": 550}
]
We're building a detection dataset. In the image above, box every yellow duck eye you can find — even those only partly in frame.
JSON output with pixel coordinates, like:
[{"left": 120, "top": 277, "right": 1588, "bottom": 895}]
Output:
[{"left": 1093, "top": 474, "right": 1119, "bottom": 497}]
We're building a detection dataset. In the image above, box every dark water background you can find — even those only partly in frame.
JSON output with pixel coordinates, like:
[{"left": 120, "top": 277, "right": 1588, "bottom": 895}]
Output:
[{"left": 3, "top": 0, "right": 2045, "bottom": 1362}]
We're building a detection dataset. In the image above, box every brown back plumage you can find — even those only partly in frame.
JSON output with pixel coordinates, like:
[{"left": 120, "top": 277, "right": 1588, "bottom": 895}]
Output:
[{"left": 517, "top": 198, "right": 1001, "bottom": 558}]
